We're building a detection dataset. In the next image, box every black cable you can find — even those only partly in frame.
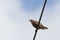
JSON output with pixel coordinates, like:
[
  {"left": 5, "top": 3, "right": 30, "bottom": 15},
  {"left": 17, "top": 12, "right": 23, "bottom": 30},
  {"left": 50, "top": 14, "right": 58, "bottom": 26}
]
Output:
[
  {"left": 38, "top": 0, "right": 47, "bottom": 24},
  {"left": 33, "top": 0, "right": 47, "bottom": 40},
  {"left": 33, "top": 29, "right": 38, "bottom": 40}
]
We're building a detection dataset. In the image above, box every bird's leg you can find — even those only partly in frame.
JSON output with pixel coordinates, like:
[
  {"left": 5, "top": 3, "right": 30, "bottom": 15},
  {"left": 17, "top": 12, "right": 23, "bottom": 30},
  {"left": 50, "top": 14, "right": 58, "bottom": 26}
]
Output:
[{"left": 33, "top": 28, "right": 38, "bottom": 40}]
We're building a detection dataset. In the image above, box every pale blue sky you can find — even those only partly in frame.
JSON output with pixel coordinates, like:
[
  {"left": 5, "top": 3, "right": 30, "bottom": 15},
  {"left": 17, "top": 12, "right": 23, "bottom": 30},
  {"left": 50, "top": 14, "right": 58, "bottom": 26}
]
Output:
[
  {"left": 0, "top": 0, "right": 60, "bottom": 40},
  {"left": 22, "top": 0, "right": 57, "bottom": 12}
]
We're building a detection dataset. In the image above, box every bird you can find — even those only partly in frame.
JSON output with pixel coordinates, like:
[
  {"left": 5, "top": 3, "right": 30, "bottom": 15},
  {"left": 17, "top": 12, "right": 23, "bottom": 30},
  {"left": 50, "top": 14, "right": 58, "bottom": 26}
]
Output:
[{"left": 29, "top": 19, "right": 48, "bottom": 30}]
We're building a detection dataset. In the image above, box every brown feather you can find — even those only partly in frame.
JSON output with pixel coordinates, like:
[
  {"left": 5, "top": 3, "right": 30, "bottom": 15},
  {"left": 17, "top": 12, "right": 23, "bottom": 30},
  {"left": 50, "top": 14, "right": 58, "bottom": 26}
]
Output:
[{"left": 29, "top": 19, "right": 48, "bottom": 30}]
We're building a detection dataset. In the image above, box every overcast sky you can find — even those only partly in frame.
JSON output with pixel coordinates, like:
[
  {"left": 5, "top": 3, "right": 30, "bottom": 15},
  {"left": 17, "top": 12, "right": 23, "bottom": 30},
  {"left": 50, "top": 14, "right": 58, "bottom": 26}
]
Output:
[{"left": 0, "top": 0, "right": 60, "bottom": 40}]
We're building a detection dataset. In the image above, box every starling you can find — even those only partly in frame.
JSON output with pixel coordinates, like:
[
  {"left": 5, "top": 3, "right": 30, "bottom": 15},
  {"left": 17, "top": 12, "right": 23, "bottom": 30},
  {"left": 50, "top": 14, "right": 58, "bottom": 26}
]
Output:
[{"left": 29, "top": 19, "right": 48, "bottom": 30}]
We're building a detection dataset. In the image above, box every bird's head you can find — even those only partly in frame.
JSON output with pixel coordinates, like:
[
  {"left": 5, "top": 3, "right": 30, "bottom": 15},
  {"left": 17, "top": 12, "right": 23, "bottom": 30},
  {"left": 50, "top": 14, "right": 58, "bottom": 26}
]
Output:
[
  {"left": 29, "top": 19, "right": 36, "bottom": 22},
  {"left": 29, "top": 19, "right": 33, "bottom": 22},
  {"left": 29, "top": 19, "right": 35, "bottom": 23}
]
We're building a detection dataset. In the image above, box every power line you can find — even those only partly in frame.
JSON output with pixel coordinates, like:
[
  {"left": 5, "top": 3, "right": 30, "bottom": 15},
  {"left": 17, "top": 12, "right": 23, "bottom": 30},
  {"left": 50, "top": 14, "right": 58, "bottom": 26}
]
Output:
[{"left": 33, "top": 0, "right": 47, "bottom": 40}]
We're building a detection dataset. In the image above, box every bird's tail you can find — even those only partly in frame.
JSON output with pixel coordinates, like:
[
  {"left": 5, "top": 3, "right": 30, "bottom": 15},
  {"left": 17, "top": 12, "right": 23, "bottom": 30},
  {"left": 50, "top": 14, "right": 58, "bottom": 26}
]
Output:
[{"left": 44, "top": 27, "right": 48, "bottom": 30}]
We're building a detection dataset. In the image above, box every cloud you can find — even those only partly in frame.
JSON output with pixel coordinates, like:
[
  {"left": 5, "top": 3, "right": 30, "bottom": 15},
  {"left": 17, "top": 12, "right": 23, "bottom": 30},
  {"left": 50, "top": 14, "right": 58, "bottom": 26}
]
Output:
[{"left": 0, "top": 0, "right": 60, "bottom": 40}]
